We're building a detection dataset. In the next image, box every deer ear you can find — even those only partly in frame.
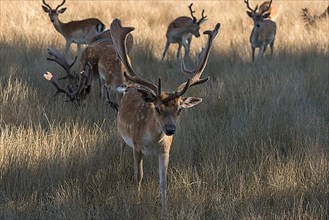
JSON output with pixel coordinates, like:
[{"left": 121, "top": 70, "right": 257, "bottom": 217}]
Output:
[
  {"left": 137, "top": 88, "right": 156, "bottom": 102},
  {"left": 42, "top": 6, "right": 50, "bottom": 13},
  {"left": 181, "top": 97, "right": 202, "bottom": 109},
  {"left": 58, "top": 8, "right": 67, "bottom": 13},
  {"left": 246, "top": 11, "right": 253, "bottom": 18},
  {"left": 263, "top": 13, "right": 271, "bottom": 19}
]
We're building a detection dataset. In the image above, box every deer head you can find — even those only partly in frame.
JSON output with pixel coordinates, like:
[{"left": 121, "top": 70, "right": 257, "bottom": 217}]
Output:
[{"left": 42, "top": 0, "right": 67, "bottom": 23}]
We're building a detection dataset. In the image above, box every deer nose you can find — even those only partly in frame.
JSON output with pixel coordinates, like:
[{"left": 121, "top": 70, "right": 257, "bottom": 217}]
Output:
[{"left": 163, "top": 125, "right": 176, "bottom": 136}]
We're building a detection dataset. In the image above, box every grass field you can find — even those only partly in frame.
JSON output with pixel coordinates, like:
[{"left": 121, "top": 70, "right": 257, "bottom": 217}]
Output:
[{"left": 0, "top": 0, "right": 328, "bottom": 219}]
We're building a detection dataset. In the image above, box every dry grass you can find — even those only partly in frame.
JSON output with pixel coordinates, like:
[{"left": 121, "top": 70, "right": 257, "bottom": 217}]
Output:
[{"left": 0, "top": 1, "right": 328, "bottom": 219}]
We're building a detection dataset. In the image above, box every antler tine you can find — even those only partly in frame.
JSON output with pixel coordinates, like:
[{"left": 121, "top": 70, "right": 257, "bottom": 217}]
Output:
[
  {"left": 43, "top": 71, "right": 75, "bottom": 101},
  {"left": 56, "top": 0, "right": 66, "bottom": 10},
  {"left": 188, "top": 3, "right": 197, "bottom": 23},
  {"left": 179, "top": 23, "right": 220, "bottom": 90},
  {"left": 47, "top": 47, "right": 78, "bottom": 80},
  {"left": 110, "top": 18, "right": 137, "bottom": 77},
  {"left": 123, "top": 72, "right": 158, "bottom": 95},
  {"left": 244, "top": 0, "right": 255, "bottom": 12},
  {"left": 110, "top": 18, "right": 158, "bottom": 95},
  {"left": 42, "top": 0, "right": 51, "bottom": 9},
  {"left": 162, "top": 79, "right": 191, "bottom": 104}
]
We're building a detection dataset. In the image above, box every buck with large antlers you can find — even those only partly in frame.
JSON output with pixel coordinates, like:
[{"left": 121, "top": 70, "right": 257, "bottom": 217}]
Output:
[
  {"left": 44, "top": 34, "right": 133, "bottom": 110},
  {"left": 42, "top": 0, "right": 105, "bottom": 58},
  {"left": 110, "top": 18, "right": 220, "bottom": 216},
  {"left": 245, "top": 0, "right": 277, "bottom": 62},
  {"left": 161, "top": 3, "right": 207, "bottom": 61}
]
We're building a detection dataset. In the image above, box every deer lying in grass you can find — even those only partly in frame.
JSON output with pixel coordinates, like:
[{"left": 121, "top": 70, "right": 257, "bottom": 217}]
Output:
[
  {"left": 42, "top": 0, "right": 105, "bottom": 58},
  {"left": 161, "top": 3, "right": 207, "bottom": 61},
  {"left": 245, "top": 0, "right": 277, "bottom": 62},
  {"left": 44, "top": 34, "right": 133, "bottom": 110},
  {"left": 301, "top": 5, "right": 329, "bottom": 27},
  {"left": 110, "top": 18, "right": 220, "bottom": 216}
]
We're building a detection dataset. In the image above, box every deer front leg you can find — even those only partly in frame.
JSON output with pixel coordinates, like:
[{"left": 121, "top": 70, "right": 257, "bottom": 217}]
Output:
[
  {"left": 77, "top": 43, "right": 82, "bottom": 57},
  {"left": 161, "top": 41, "right": 170, "bottom": 61},
  {"left": 64, "top": 40, "right": 72, "bottom": 59},
  {"left": 176, "top": 42, "right": 183, "bottom": 60},
  {"left": 133, "top": 149, "right": 143, "bottom": 204},
  {"left": 251, "top": 46, "right": 255, "bottom": 63},
  {"left": 183, "top": 36, "right": 193, "bottom": 60},
  {"left": 270, "top": 40, "right": 275, "bottom": 59},
  {"left": 159, "top": 153, "right": 169, "bottom": 216},
  {"left": 257, "top": 45, "right": 265, "bottom": 61}
]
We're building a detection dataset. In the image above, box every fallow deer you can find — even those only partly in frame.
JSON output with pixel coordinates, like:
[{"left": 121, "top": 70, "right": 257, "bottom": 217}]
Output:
[
  {"left": 110, "top": 18, "right": 220, "bottom": 216},
  {"left": 161, "top": 3, "right": 207, "bottom": 61},
  {"left": 44, "top": 34, "right": 133, "bottom": 110},
  {"left": 301, "top": 5, "right": 329, "bottom": 27},
  {"left": 245, "top": 0, "right": 277, "bottom": 62},
  {"left": 42, "top": 0, "right": 105, "bottom": 58}
]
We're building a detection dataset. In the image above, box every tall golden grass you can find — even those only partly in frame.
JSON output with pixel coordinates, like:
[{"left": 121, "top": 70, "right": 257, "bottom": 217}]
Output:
[{"left": 0, "top": 0, "right": 328, "bottom": 219}]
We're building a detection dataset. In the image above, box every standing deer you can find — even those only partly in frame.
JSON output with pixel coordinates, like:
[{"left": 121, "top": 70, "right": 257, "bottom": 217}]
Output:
[
  {"left": 161, "top": 3, "right": 207, "bottom": 61},
  {"left": 245, "top": 0, "right": 277, "bottom": 62},
  {"left": 42, "top": 0, "right": 105, "bottom": 58},
  {"left": 110, "top": 18, "right": 220, "bottom": 216}
]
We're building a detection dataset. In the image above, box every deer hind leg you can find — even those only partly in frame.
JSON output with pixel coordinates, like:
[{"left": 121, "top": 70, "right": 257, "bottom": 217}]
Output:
[
  {"left": 159, "top": 153, "right": 169, "bottom": 217},
  {"left": 161, "top": 41, "right": 170, "bottom": 61},
  {"left": 133, "top": 149, "right": 143, "bottom": 204}
]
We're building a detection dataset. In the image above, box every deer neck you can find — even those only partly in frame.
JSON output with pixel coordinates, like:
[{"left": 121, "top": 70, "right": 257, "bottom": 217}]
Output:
[{"left": 52, "top": 18, "right": 67, "bottom": 37}]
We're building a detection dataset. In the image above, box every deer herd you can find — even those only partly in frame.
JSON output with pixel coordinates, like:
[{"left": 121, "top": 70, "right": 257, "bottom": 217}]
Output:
[{"left": 41, "top": 0, "right": 327, "bottom": 216}]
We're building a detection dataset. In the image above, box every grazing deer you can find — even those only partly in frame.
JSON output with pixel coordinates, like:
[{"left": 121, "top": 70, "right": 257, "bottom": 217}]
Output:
[
  {"left": 110, "top": 18, "right": 220, "bottom": 216},
  {"left": 301, "top": 5, "right": 329, "bottom": 27},
  {"left": 245, "top": 0, "right": 277, "bottom": 62},
  {"left": 42, "top": 0, "right": 105, "bottom": 57},
  {"left": 161, "top": 3, "right": 207, "bottom": 61},
  {"left": 44, "top": 35, "right": 133, "bottom": 110}
]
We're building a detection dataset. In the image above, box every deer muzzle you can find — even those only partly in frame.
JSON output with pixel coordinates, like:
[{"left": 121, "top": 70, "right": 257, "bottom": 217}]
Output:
[{"left": 163, "top": 124, "right": 176, "bottom": 136}]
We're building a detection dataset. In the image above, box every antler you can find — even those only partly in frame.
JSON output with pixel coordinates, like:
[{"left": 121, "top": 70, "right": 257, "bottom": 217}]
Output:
[
  {"left": 47, "top": 47, "right": 78, "bottom": 80},
  {"left": 110, "top": 18, "right": 158, "bottom": 95},
  {"left": 188, "top": 3, "right": 197, "bottom": 23},
  {"left": 56, "top": 0, "right": 66, "bottom": 11},
  {"left": 43, "top": 66, "right": 91, "bottom": 102},
  {"left": 163, "top": 23, "right": 220, "bottom": 104},
  {"left": 244, "top": 0, "right": 256, "bottom": 12},
  {"left": 43, "top": 72, "right": 75, "bottom": 101},
  {"left": 197, "top": 9, "right": 207, "bottom": 25},
  {"left": 259, "top": 0, "right": 272, "bottom": 15},
  {"left": 42, "top": 0, "right": 52, "bottom": 9},
  {"left": 179, "top": 23, "right": 220, "bottom": 89}
]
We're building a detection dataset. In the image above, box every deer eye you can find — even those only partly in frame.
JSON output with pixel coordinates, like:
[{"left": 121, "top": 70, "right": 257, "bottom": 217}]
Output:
[{"left": 177, "top": 108, "right": 182, "bottom": 115}]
